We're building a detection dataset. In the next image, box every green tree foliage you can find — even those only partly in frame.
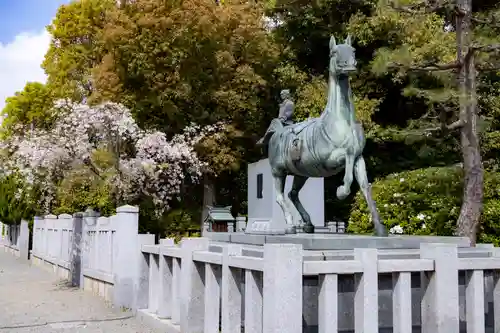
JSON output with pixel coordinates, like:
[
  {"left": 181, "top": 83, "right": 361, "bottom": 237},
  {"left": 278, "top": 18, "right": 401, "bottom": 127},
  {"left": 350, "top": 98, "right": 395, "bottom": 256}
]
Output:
[
  {"left": 480, "top": 79, "right": 500, "bottom": 167},
  {"left": 53, "top": 166, "right": 116, "bottom": 217},
  {"left": 92, "top": 0, "right": 281, "bottom": 136},
  {"left": 87, "top": 0, "right": 303, "bottom": 226},
  {"left": 268, "top": 1, "right": 384, "bottom": 129},
  {"left": 0, "top": 175, "right": 38, "bottom": 225},
  {"left": 348, "top": 166, "right": 500, "bottom": 245},
  {"left": 267, "top": 0, "right": 376, "bottom": 74},
  {"left": 42, "top": 0, "right": 115, "bottom": 101},
  {"left": 1, "top": 82, "right": 55, "bottom": 137},
  {"left": 346, "top": 0, "right": 500, "bottom": 242},
  {"left": 347, "top": 2, "right": 458, "bottom": 134}
]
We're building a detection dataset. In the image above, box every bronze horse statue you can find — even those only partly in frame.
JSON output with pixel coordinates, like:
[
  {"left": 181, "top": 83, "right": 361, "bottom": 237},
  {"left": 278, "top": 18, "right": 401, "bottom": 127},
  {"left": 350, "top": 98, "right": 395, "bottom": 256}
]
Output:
[{"left": 258, "top": 35, "right": 387, "bottom": 236}]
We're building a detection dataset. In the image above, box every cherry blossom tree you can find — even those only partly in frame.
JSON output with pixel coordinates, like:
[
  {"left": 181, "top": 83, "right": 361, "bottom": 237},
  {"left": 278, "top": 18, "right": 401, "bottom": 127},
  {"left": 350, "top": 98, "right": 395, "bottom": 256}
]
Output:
[
  {"left": 117, "top": 122, "right": 224, "bottom": 216},
  {"left": 1, "top": 101, "right": 223, "bottom": 215}
]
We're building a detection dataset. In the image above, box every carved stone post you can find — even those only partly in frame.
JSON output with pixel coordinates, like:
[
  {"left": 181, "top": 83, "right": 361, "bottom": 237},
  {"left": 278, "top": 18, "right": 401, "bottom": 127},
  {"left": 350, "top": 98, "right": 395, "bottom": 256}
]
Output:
[{"left": 70, "top": 212, "right": 84, "bottom": 288}]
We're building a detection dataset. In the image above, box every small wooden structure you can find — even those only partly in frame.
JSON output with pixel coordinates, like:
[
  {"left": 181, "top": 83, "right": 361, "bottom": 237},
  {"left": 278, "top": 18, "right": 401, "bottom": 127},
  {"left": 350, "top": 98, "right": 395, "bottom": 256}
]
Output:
[{"left": 204, "top": 206, "right": 235, "bottom": 232}]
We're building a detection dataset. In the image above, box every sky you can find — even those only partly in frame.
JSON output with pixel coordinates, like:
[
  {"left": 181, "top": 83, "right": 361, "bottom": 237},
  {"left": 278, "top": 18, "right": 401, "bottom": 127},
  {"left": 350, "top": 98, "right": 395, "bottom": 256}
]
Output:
[{"left": 0, "top": 0, "right": 70, "bottom": 111}]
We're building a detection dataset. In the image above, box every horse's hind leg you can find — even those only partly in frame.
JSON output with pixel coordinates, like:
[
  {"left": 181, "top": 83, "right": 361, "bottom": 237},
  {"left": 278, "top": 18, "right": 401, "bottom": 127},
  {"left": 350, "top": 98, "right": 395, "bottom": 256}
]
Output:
[
  {"left": 353, "top": 156, "right": 387, "bottom": 236},
  {"left": 273, "top": 174, "right": 294, "bottom": 233},
  {"left": 288, "top": 176, "right": 314, "bottom": 233}
]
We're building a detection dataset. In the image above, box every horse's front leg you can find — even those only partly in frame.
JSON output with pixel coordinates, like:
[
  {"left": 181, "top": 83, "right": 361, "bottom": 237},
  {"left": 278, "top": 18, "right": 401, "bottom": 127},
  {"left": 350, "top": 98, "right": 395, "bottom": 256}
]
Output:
[
  {"left": 337, "top": 152, "right": 354, "bottom": 200},
  {"left": 325, "top": 148, "right": 354, "bottom": 200},
  {"left": 354, "top": 156, "right": 387, "bottom": 236}
]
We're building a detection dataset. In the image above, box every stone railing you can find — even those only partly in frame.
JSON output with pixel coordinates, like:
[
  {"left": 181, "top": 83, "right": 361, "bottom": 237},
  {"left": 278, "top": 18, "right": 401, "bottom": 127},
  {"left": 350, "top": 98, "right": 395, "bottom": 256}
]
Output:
[
  {"left": 137, "top": 238, "right": 500, "bottom": 333},
  {"left": 5, "top": 210, "right": 500, "bottom": 333},
  {"left": 1, "top": 223, "right": 28, "bottom": 259},
  {"left": 32, "top": 214, "right": 73, "bottom": 274},
  {"left": 30, "top": 205, "right": 141, "bottom": 309}
]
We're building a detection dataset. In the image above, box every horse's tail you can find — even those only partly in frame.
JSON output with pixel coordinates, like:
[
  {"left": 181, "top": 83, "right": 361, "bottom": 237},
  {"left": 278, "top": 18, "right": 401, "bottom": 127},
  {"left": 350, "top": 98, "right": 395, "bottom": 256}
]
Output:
[{"left": 257, "top": 119, "right": 284, "bottom": 147}]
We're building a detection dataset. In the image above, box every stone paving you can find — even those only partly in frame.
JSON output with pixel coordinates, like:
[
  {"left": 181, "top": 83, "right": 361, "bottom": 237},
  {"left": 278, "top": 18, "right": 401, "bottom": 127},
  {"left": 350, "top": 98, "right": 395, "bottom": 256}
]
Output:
[{"left": 0, "top": 250, "right": 156, "bottom": 332}]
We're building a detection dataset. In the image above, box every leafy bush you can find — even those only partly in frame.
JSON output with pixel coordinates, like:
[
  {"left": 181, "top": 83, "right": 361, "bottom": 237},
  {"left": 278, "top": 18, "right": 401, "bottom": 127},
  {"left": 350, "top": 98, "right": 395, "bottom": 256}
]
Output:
[
  {"left": 348, "top": 166, "right": 500, "bottom": 244},
  {"left": 53, "top": 167, "right": 116, "bottom": 217},
  {"left": 161, "top": 209, "right": 200, "bottom": 243},
  {"left": 0, "top": 174, "right": 38, "bottom": 225}
]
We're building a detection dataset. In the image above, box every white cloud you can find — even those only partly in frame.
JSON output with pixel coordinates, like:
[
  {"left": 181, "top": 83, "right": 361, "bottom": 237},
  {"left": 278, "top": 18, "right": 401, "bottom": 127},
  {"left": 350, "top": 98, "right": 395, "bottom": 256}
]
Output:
[{"left": 0, "top": 29, "right": 51, "bottom": 111}]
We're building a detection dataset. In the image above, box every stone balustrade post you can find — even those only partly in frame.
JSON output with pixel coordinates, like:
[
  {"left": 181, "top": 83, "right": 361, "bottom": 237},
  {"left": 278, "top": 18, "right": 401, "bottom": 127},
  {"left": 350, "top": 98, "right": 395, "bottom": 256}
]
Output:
[
  {"left": 180, "top": 237, "right": 210, "bottom": 333},
  {"left": 221, "top": 244, "right": 243, "bottom": 333},
  {"left": 337, "top": 221, "right": 345, "bottom": 233},
  {"left": 44, "top": 215, "right": 57, "bottom": 259},
  {"left": 263, "top": 243, "right": 303, "bottom": 333},
  {"left": 135, "top": 233, "right": 155, "bottom": 310},
  {"left": 157, "top": 238, "right": 175, "bottom": 319},
  {"left": 18, "top": 220, "right": 29, "bottom": 261},
  {"left": 420, "top": 243, "right": 459, "bottom": 333},
  {"left": 112, "top": 205, "right": 141, "bottom": 310},
  {"left": 236, "top": 216, "right": 246, "bottom": 232},
  {"left": 354, "top": 248, "right": 378, "bottom": 333},
  {"left": 70, "top": 212, "right": 84, "bottom": 288},
  {"left": 32, "top": 217, "right": 40, "bottom": 256},
  {"left": 327, "top": 221, "right": 337, "bottom": 233}
]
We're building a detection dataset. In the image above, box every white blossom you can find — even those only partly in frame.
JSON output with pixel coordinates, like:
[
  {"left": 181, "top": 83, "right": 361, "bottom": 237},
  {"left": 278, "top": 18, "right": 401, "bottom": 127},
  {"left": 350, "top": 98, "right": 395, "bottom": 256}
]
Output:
[{"left": 389, "top": 225, "right": 404, "bottom": 234}]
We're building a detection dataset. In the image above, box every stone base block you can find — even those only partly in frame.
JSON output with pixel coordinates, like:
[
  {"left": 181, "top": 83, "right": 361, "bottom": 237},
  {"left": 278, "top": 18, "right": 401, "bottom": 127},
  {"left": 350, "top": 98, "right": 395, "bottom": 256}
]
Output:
[
  {"left": 83, "top": 276, "right": 114, "bottom": 302},
  {"left": 206, "top": 232, "right": 471, "bottom": 250},
  {"left": 136, "top": 309, "right": 181, "bottom": 333},
  {"left": 244, "top": 219, "right": 287, "bottom": 235}
]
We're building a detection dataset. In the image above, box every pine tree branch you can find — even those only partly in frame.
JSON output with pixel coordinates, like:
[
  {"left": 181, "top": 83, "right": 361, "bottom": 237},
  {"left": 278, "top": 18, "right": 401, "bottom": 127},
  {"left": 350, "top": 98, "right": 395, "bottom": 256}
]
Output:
[
  {"left": 424, "top": 119, "right": 465, "bottom": 133},
  {"left": 473, "top": 44, "right": 500, "bottom": 53},
  {"left": 471, "top": 16, "right": 500, "bottom": 29},
  {"left": 421, "top": 110, "right": 440, "bottom": 120},
  {"left": 389, "top": 61, "right": 461, "bottom": 72},
  {"left": 463, "top": 44, "right": 500, "bottom": 72},
  {"left": 389, "top": 0, "right": 451, "bottom": 14},
  {"left": 445, "top": 119, "right": 465, "bottom": 130},
  {"left": 414, "top": 62, "right": 461, "bottom": 71},
  {"left": 476, "top": 63, "right": 500, "bottom": 71},
  {"left": 393, "top": 45, "right": 499, "bottom": 74}
]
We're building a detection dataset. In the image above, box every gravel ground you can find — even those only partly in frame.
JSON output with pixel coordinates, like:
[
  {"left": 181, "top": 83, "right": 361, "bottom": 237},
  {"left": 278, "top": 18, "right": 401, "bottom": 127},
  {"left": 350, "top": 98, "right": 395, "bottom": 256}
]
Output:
[{"left": 0, "top": 250, "right": 156, "bottom": 333}]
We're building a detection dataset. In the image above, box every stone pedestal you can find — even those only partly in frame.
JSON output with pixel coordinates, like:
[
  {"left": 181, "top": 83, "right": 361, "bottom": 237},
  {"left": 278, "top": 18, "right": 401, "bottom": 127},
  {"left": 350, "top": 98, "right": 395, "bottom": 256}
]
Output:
[
  {"left": 235, "top": 217, "right": 246, "bottom": 232},
  {"left": 206, "top": 232, "right": 471, "bottom": 251},
  {"left": 245, "top": 159, "right": 324, "bottom": 235}
]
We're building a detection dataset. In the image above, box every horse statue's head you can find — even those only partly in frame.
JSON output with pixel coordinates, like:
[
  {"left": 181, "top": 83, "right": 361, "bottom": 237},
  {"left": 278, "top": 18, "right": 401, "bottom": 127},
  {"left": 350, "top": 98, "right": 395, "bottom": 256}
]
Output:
[{"left": 329, "top": 35, "right": 357, "bottom": 77}]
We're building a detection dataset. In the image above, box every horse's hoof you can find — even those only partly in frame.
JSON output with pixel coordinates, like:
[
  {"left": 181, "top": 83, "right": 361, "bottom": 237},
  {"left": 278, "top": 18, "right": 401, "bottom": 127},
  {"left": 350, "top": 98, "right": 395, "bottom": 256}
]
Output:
[
  {"left": 336, "top": 186, "right": 350, "bottom": 200},
  {"left": 285, "top": 226, "right": 297, "bottom": 234},
  {"left": 303, "top": 224, "right": 315, "bottom": 234}
]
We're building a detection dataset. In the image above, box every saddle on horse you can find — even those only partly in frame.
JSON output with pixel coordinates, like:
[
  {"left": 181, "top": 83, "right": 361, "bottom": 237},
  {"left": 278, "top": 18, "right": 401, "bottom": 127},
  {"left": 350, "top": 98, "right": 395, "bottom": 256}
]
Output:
[
  {"left": 257, "top": 118, "right": 317, "bottom": 147},
  {"left": 290, "top": 118, "right": 315, "bottom": 135}
]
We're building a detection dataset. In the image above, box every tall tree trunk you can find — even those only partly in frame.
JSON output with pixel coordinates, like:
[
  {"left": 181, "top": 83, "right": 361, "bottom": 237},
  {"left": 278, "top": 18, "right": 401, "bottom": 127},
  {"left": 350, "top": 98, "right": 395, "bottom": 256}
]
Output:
[
  {"left": 200, "top": 174, "right": 216, "bottom": 230},
  {"left": 455, "top": 0, "right": 484, "bottom": 245}
]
